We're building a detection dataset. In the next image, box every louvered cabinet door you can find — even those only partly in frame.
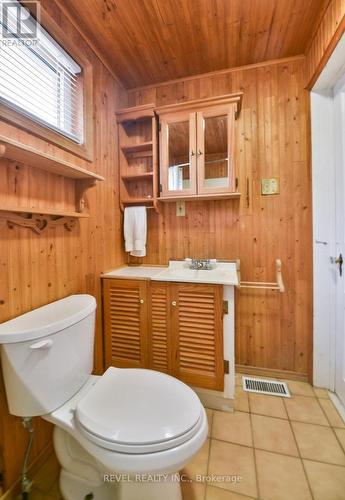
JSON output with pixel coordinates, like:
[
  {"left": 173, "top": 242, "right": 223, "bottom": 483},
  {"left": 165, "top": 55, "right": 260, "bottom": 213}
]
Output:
[
  {"left": 149, "top": 281, "right": 171, "bottom": 373},
  {"left": 103, "top": 279, "right": 148, "bottom": 368},
  {"left": 171, "top": 283, "right": 224, "bottom": 390}
]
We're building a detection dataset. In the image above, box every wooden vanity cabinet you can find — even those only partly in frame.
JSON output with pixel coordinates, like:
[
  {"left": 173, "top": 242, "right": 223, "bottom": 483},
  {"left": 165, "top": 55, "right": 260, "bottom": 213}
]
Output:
[
  {"left": 103, "top": 278, "right": 224, "bottom": 391},
  {"left": 103, "top": 278, "right": 148, "bottom": 368},
  {"left": 170, "top": 283, "right": 224, "bottom": 390},
  {"left": 149, "top": 281, "right": 171, "bottom": 373}
]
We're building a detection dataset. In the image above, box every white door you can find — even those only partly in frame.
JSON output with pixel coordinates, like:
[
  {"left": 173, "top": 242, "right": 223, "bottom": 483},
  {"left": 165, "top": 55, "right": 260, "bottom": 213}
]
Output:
[
  {"left": 312, "top": 33, "right": 345, "bottom": 407},
  {"left": 334, "top": 77, "right": 345, "bottom": 406}
]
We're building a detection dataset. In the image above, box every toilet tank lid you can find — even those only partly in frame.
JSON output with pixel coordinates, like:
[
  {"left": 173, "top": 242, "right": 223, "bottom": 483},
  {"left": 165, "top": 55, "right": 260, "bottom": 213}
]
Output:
[{"left": 0, "top": 295, "right": 96, "bottom": 344}]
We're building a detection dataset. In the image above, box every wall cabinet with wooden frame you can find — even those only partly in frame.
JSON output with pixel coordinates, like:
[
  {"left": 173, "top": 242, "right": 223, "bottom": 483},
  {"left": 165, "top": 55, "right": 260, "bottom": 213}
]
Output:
[
  {"left": 103, "top": 278, "right": 224, "bottom": 391},
  {"left": 156, "top": 93, "right": 243, "bottom": 202}
]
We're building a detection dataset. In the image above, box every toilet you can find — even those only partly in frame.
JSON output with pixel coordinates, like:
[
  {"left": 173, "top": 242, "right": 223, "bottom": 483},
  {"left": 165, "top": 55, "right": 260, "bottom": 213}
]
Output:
[{"left": 0, "top": 295, "right": 208, "bottom": 500}]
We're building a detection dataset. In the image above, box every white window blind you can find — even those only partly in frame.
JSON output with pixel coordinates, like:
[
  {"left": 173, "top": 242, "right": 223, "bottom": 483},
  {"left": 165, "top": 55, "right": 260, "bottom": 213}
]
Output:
[{"left": 0, "top": 1, "right": 83, "bottom": 143}]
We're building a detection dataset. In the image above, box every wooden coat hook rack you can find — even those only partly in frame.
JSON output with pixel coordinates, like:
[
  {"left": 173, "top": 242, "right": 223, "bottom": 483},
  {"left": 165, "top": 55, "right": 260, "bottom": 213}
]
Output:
[{"left": 236, "top": 259, "right": 285, "bottom": 292}]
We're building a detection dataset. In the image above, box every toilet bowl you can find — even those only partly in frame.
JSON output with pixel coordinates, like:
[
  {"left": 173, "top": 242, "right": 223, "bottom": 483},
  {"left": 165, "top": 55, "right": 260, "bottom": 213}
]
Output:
[
  {"left": 47, "top": 369, "right": 208, "bottom": 499},
  {"left": 0, "top": 295, "right": 208, "bottom": 500}
]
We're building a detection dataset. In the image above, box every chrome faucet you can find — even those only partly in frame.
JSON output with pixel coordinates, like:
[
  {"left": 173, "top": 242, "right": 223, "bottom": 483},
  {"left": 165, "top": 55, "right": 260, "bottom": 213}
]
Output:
[{"left": 190, "top": 259, "right": 212, "bottom": 270}]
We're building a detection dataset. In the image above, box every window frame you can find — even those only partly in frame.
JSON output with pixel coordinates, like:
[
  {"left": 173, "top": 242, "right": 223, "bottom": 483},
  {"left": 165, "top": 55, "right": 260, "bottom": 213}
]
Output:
[{"left": 0, "top": 4, "right": 94, "bottom": 161}]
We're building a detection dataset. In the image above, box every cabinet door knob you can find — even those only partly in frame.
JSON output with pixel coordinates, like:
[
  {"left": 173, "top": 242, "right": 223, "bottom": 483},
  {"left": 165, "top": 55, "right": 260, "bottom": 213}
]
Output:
[
  {"left": 139, "top": 299, "right": 144, "bottom": 304},
  {"left": 197, "top": 149, "right": 203, "bottom": 155},
  {"left": 171, "top": 300, "right": 177, "bottom": 307}
]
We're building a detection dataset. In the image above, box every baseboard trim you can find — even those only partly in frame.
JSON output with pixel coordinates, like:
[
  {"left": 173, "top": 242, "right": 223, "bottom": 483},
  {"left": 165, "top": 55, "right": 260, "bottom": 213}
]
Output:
[
  {"left": 329, "top": 392, "right": 345, "bottom": 424},
  {"left": 236, "top": 364, "right": 309, "bottom": 382},
  {"left": 0, "top": 442, "right": 54, "bottom": 500},
  {"left": 192, "top": 386, "right": 234, "bottom": 413}
]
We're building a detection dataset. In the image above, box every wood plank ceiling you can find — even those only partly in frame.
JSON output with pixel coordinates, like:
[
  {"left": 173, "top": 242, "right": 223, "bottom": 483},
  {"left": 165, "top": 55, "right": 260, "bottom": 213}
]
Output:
[{"left": 57, "top": 0, "right": 327, "bottom": 88}]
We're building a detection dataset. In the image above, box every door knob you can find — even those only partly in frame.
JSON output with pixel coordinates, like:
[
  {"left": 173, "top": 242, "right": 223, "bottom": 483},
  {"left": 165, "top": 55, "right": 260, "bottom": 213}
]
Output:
[
  {"left": 139, "top": 299, "right": 144, "bottom": 304},
  {"left": 171, "top": 301, "right": 177, "bottom": 307},
  {"left": 335, "top": 253, "right": 343, "bottom": 276}
]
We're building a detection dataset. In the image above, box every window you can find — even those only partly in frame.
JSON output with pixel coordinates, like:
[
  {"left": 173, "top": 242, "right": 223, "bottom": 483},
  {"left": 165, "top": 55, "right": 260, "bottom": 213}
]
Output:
[{"left": 0, "top": 1, "right": 83, "bottom": 143}]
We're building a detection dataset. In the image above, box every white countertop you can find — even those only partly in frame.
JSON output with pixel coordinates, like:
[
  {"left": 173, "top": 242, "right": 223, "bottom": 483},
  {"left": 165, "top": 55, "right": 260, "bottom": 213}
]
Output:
[
  {"left": 101, "top": 266, "right": 167, "bottom": 279},
  {"left": 102, "top": 261, "right": 239, "bottom": 286},
  {"left": 152, "top": 260, "right": 239, "bottom": 286}
]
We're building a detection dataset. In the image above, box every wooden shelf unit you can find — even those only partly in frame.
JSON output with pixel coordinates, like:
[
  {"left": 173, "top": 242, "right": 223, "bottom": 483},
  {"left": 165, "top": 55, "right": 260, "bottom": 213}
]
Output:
[
  {"left": 121, "top": 141, "right": 153, "bottom": 155},
  {"left": 0, "top": 206, "right": 89, "bottom": 218},
  {"left": 116, "top": 104, "right": 158, "bottom": 212},
  {"left": 121, "top": 172, "right": 154, "bottom": 181},
  {"left": 0, "top": 135, "right": 104, "bottom": 180},
  {"left": 121, "top": 197, "right": 156, "bottom": 206},
  {"left": 0, "top": 135, "right": 104, "bottom": 231},
  {"left": 159, "top": 192, "right": 241, "bottom": 202},
  {"left": 0, "top": 206, "right": 89, "bottom": 234}
]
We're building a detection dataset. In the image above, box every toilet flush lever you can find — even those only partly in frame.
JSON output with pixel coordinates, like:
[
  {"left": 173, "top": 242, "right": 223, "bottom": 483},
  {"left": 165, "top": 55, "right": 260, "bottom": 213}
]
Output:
[{"left": 29, "top": 339, "right": 53, "bottom": 350}]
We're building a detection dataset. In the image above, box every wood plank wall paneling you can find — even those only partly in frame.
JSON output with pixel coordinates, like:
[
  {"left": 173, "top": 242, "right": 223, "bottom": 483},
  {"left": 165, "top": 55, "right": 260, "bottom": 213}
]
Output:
[
  {"left": 0, "top": 0, "right": 125, "bottom": 491},
  {"left": 1, "top": 0, "right": 343, "bottom": 492},
  {"left": 305, "top": 0, "right": 345, "bottom": 88},
  {"left": 125, "top": 57, "right": 313, "bottom": 379}
]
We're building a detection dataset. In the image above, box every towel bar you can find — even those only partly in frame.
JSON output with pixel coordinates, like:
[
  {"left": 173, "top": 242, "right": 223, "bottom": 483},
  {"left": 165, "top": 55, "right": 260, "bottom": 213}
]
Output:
[
  {"left": 236, "top": 259, "right": 285, "bottom": 292},
  {"left": 120, "top": 200, "right": 159, "bottom": 213}
]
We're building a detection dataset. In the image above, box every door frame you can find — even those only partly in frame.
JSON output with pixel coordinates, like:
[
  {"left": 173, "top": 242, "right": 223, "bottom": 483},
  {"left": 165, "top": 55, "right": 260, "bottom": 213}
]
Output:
[{"left": 311, "top": 33, "right": 345, "bottom": 390}]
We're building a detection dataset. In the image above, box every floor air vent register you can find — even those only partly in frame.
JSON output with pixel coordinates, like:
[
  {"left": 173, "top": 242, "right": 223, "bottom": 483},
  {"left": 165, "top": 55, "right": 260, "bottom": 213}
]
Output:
[{"left": 242, "top": 376, "right": 291, "bottom": 398}]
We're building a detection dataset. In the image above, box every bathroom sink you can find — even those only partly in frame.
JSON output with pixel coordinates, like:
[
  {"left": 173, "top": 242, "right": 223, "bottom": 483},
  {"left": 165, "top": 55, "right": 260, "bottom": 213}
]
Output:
[
  {"left": 156, "top": 268, "right": 199, "bottom": 279},
  {"left": 152, "top": 261, "right": 239, "bottom": 286}
]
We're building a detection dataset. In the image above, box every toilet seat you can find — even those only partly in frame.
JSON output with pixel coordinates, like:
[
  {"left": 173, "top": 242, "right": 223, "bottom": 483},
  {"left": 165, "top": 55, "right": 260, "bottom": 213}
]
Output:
[
  {"left": 45, "top": 373, "right": 208, "bottom": 476},
  {"left": 75, "top": 367, "right": 203, "bottom": 454},
  {"left": 76, "top": 417, "right": 203, "bottom": 454}
]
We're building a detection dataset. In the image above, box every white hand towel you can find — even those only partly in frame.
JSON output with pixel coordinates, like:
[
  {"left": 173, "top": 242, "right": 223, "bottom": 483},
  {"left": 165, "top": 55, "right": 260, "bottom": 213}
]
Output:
[{"left": 124, "top": 206, "right": 147, "bottom": 257}]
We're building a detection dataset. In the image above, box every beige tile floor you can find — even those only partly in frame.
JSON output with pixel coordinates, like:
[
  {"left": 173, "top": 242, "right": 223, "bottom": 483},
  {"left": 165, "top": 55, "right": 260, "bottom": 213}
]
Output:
[{"left": 24, "top": 375, "right": 345, "bottom": 500}]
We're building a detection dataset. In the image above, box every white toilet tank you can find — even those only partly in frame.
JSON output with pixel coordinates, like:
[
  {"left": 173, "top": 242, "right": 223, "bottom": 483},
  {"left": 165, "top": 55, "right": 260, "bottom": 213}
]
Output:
[{"left": 0, "top": 295, "right": 96, "bottom": 417}]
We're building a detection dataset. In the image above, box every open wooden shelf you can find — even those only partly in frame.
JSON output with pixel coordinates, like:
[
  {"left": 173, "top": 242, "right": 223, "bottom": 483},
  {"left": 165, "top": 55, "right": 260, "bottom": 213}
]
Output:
[
  {"left": 0, "top": 205, "right": 89, "bottom": 234},
  {"left": 121, "top": 172, "right": 153, "bottom": 181},
  {"left": 116, "top": 103, "right": 155, "bottom": 123},
  {"left": 121, "top": 197, "right": 155, "bottom": 205},
  {"left": 159, "top": 192, "right": 241, "bottom": 202},
  {"left": 0, "top": 135, "right": 104, "bottom": 230},
  {"left": 0, "top": 206, "right": 89, "bottom": 218},
  {"left": 117, "top": 103, "right": 158, "bottom": 213},
  {"left": 0, "top": 135, "right": 105, "bottom": 180},
  {"left": 121, "top": 141, "right": 153, "bottom": 155}
]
